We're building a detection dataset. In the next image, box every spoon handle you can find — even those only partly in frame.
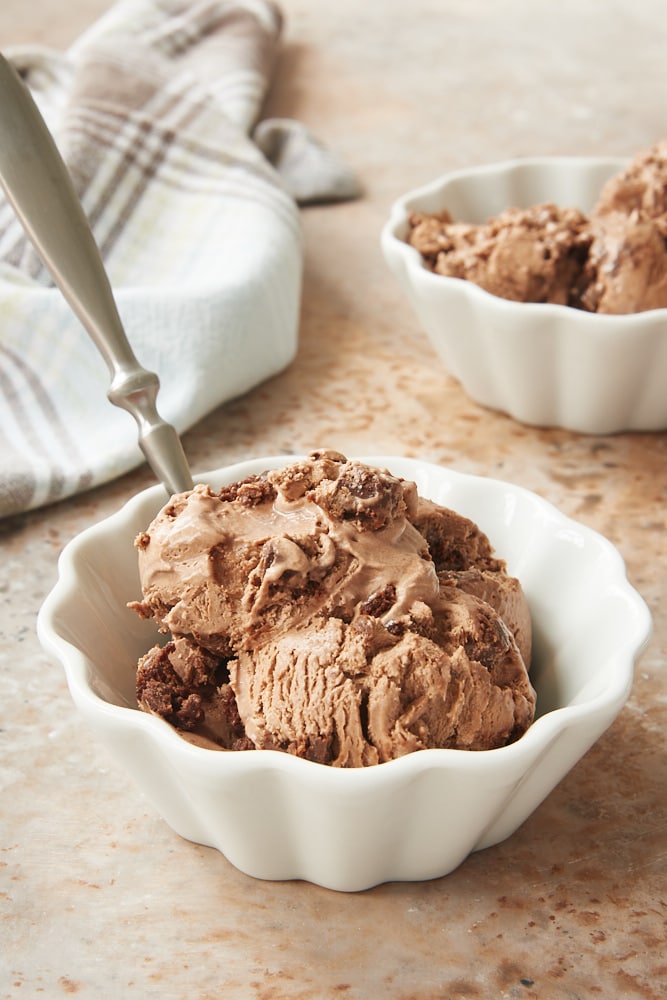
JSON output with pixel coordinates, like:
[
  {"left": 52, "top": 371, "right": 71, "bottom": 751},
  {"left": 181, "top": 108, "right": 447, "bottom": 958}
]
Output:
[{"left": 0, "top": 53, "right": 193, "bottom": 496}]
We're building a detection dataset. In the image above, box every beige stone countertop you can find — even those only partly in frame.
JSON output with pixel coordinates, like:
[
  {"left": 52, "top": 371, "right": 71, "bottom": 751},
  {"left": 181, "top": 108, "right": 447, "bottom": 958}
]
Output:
[{"left": 2, "top": 1, "right": 666, "bottom": 997}]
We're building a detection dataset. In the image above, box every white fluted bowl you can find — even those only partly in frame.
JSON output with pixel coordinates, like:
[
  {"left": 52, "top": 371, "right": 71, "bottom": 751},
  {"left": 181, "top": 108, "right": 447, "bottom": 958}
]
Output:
[
  {"left": 37, "top": 456, "right": 651, "bottom": 892},
  {"left": 382, "top": 157, "right": 667, "bottom": 433}
]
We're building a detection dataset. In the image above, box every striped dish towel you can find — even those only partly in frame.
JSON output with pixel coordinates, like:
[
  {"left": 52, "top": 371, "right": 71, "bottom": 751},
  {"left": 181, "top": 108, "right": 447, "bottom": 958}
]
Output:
[{"left": 0, "top": 0, "right": 359, "bottom": 518}]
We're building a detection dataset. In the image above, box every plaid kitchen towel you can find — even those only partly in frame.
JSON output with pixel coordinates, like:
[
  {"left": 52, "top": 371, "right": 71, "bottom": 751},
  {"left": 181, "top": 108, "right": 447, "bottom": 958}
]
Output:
[{"left": 0, "top": 0, "right": 359, "bottom": 518}]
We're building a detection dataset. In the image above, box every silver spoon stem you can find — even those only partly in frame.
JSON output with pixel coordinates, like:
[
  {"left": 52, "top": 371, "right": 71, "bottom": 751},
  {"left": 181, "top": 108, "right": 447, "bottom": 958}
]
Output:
[{"left": 0, "top": 53, "right": 193, "bottom": 497}]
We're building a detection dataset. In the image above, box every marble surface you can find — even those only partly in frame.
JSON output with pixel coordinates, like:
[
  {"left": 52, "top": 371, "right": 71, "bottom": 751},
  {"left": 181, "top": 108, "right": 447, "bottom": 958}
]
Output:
[{"left": 2, "top": 1, "right": 666, "bottom": 997}]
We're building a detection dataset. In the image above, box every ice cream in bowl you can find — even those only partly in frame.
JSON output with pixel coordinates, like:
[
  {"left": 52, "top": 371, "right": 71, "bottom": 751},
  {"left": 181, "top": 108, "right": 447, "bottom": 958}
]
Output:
[
  {"left": 381, "top": 141, "right": 667, "bottom": 433},
  {"left": 37, "top": 452, "right": 651, "bottom": 892}
]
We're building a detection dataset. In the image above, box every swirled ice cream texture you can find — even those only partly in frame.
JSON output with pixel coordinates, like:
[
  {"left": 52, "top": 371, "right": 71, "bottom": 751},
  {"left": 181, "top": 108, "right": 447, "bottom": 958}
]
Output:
[{"left": 130, "top": 451, "right": 535, "bottom": 765}]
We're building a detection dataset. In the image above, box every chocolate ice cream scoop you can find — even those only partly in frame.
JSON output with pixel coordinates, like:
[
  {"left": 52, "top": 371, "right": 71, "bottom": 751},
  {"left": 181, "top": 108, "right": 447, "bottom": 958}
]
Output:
[
  {"left": 580, "top": 212, "right": 667, "bottom": 314},
  {"left": 131, "top": 451, "right": 435, "bottom": 656},
  {"left": 231, "top": 590, "right": 533, "bottom": 766},
  {"left": 408, "top": 204, "right": 592, "bottom": 307},
  {"left": 592, "top": 139, "right": 667, "bottom": 229},
  {"left": 131, "top": 452, "right": 535, "bottom": 764}
]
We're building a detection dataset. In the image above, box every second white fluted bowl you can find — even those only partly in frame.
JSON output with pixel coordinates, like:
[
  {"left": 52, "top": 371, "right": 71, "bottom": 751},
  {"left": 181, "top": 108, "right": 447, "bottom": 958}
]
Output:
[{"left": 382, "top": 157, "right": 667, "bottom": 434}]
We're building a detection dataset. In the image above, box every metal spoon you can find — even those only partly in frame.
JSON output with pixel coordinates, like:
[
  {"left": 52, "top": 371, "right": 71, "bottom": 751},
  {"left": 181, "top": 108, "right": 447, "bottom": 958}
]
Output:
[{"left": 0, "top": 53, "right": 193, "bottom": 497}]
